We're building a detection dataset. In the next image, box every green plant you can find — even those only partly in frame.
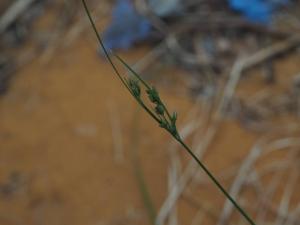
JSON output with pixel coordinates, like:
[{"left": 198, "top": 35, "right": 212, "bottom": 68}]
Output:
[
  {"left": 81, "top": 1, "right": 257, "bottom": 225},
  {"left": 130, "top": 108, "right": 157, "bottom": 225}
]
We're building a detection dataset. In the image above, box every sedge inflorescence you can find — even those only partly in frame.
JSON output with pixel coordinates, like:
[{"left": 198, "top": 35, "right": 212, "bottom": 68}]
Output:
[{"left": 82, "top": 1, "right": 257, "bottom": 224}]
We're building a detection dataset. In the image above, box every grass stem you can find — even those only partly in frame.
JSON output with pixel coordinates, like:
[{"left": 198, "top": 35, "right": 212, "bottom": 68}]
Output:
[{"left": 81, "top": 1, "right": 257, "bottom": 224}]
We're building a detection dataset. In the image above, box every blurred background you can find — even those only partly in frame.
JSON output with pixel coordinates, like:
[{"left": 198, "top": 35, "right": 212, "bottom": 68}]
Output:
[{"left": 0, "top": 0, "right": 300, "bottom": 224}]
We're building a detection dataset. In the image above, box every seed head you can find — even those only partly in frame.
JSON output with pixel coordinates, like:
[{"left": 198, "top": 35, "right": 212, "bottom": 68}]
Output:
[
  {"left": 146, "top": 87, "right": 160, "bottom": 104},
  {"left": 159, "top": 119, "right": 168, "bottom": 129},
  {"left": 128, "top": 78, "right": 141, "bottom": 98},
  {"left": 169, "top": 123, "right": 178, "bottom": 137},
  {"left": 171, "top": 112, "right": 177, "bottom": 124},
  {"left": 155, "top": 104, "right": 165, "bottom": 115}
]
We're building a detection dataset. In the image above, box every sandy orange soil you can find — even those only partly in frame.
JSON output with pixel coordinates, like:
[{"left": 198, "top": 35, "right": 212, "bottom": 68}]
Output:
[
  {"left": 0, "top": 36, "right": 194, "bottom": 224},
  {"left": 0, "top": 8, "right": 300, "bottom": 225}
]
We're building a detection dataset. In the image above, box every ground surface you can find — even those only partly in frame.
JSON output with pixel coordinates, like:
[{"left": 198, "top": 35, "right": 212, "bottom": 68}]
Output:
[{"left": 0, "top": 6, "right": 300, "bottom": 225}]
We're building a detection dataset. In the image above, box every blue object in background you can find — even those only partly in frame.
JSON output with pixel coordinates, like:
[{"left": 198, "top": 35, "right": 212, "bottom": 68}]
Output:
[
  {"left": 102, "top": 0, "right": 151, "bottom": 50},
  {"left": 228, "top": 0, "right": 289, "bottom": 23}
]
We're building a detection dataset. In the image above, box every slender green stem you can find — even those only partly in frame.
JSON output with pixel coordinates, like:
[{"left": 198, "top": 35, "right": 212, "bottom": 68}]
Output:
[
  {"left": 131, "top": 108, "right": 156, "bottom": 225},
  {"left": 82, "top": 0, "right": 161, "bottom": 124},
  {"left": 160, "top": 102, "right": 173, "bottom": 123},
  {"left": 112, "top": 42, "right": 173, "bottom": 123},
  {"left": 113, "top": 53, "right": 151, "bottom": 90},
  {"left": 174, "top": 135, "right": 256, "bottom": 225},
  {"left": 136, "top": 98, "right": 161, "bottom": 124},
  {"left": 113, "top": 53, "right": 173, "bottom": 122},
  {"left": 81, "top": 1, "right": 257, "bottom": 224},
  {"left": 81, "top": 0, "right": 129, "bottom": 92}
]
